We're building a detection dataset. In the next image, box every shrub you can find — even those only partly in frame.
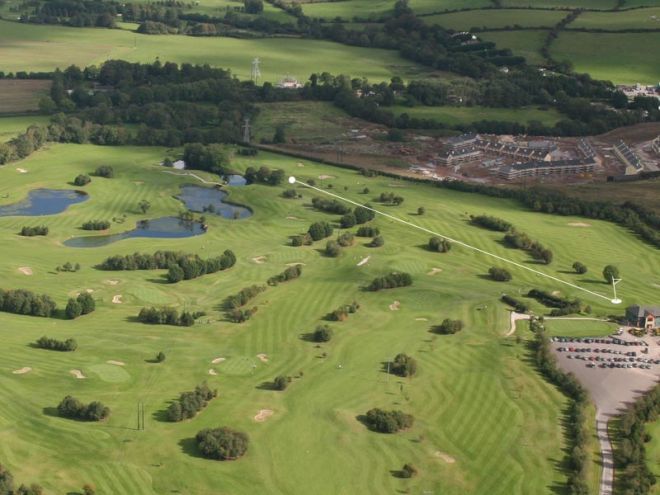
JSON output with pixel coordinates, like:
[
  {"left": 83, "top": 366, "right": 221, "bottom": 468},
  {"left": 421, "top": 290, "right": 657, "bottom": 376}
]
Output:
[
  {"left": 428, "top": 236, "right": 451, "bottom": 253},
  {"left": 390, "top": 353, "right": 417, "bottom": 377},
  {"left": 166, "top": 382, "right": 217, "bottom": 421},
  {"left": 378, "top": 192, "right": 404, "bottom": 205},
  {"left": 469, "top": 214, "right": 512, "bottom": 232},
  {"left": 282, "top": 189, "right": 298, "bottom": 199},
  {"left": 35, "top": 336, "right": 77, "bottom": 352},
  {"left": 573, "top": 261, "right": 588, "bottom": 274},
  {"left": 363, "top": 408, "right": 413, "bottom": 433},
  {"left": 57, "top": 395, "right": 109, "bottom": 421},
  {"left": 156, "top": 351, "right": 166, "bottom": 363},
  {"left": 356, "top": 225, "right": 380, "bottom": 237},
  {"left": 57, "top": 261, "right": 80, "bottom": 272},
  {"left": 489, "top": 267, "right": 512, "bottom": 282},
  {"left": 325, "top": 240, "right": 341, "bottom": 257},
  {"left": 433, "top": 319, "right": 464, "bottom": 335},
  {"left": 195, "top": 427, "right": 249, "bottom": 460},
  {"left": 267, "top": 264, "right": 302, "bottom": 286},
  {"left": 401, "top": 463, "right": 418, "bottom": 478},
  {"left": 81, "top": 220, "right": 110, "bottom": 230},
  {"left": 312, "top": 325, "right": 333, "bottom": 342},
  {"left": 326, "top": 301, "right": 359, "bottom": 321},
  {"left": 19, "top": 225, "right": 48, "bottom": 236},
  {"left": 369, "top": 235, "right": 384, "bottom": 247},
  {"left": 93, "top": 165, "right": 114, "bottom": 178},
  {"left": 337, "top": 232, "right": 354, "bottom": 247},
  {"left": 368, "top": 272, "right": 412, "bottom": 291},
  {"left": 273, "top": 375, "right": 288, "bottom": 391},
  {"left": 73, "top": 174, "right": 91, "bottom": 186},
  {"left": 307, "top": 221, "right": 333, "bottom": 241}
]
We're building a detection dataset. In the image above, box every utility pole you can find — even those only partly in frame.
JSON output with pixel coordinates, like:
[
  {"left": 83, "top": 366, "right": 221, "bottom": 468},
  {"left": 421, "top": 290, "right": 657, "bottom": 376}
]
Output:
[
  {"left": 251, "top": 57, "right": 261, "bottom": 84},
  {"left": 242, "top": 117, "right": 251, "bottom": 144}
]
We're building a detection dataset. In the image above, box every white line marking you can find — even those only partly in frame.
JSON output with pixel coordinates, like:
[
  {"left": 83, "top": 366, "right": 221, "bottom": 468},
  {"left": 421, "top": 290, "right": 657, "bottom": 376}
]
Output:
[{"left": 291, "top": 177, "right": 615, "bottom": 304}]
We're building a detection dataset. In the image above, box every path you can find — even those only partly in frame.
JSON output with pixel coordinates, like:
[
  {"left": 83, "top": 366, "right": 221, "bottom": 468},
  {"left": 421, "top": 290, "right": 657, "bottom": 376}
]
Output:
[
  {"left": 596, "top": 410, "right": 614, "bottom": 495},
  {"left": 506, "top": 311, "right": 530, "bottom": 337},
  {"left": 163, "top": 170, "right": 223, "bottom": 186}
]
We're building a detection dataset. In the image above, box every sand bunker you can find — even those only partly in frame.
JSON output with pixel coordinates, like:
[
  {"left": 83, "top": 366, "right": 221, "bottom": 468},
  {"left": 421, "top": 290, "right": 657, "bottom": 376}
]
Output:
[
  {"left": 357, "top": 256, "right": 370, "bottom": 267},
  {"left": 16, "top": 168, "right": 27, "bottom": 174},
  {"left": 389, "top": 301, "right": 400, "bottom": 311},
  {"left": 297, "top": 162, "right": 305, "bottom": 167},
  {"left": 104, "top": 279, "right": 120, "bottom": 285},
  {"left": 434, "top": 451, "right": 456, "bottom": 464},
  {"left": 427, "top": 267, "right": 443, "bottom": 276},
  {"left": 85, "top": 289, "right": 94, "bottom": 293},
  {"left": 252, "top": 256, "right": 266, "bottom": 264},
  {"left": 257, "top": 353, "right": 269, "bottom": 363},
  {"left": 18, "top": 267, "right": 33, "bottom": 275},
  {"left": 254, "top": 409, "right": 274, "bottom": 422},
  {"left": 208, "top": 369, "right": 218, "bottom": 376},
  {"left": 12, "top": 367, "right": 31, "bottom": 375},
  {"left": 112, "top": 295, "right": 122, "bottom": 304},
  {"left": 318, "top": 175, "right": 335, "bottom": 180},
  {"left": 568, "top": 222, "right": 591, "bottom": 227},
  {"left": 211, "top": 357, "right": 226, "bottom": 364},
  {"left": 106, "top": 360, "right": 125, "bottom": 366},
  {"left": 70, "top": 369, "right": 86, "bottom": 379},
  {"left": 415, "top": 317, "right": 429, "bottom": 321}
]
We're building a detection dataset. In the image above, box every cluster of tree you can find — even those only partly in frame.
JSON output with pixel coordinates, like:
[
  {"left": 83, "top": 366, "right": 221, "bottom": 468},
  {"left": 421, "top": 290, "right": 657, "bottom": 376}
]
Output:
[
  {"left": 356, "top": 225, "right": 380, "bottom": 237},
  {"left": 307, "top": 221, "right": 334, "bottom": 242},
  {"left": 19, "top": 226, "right": 48, "bottom": 236},
  {"left": 244, "top": 166, "right": 285, "bottom": 186},
  {"left": 65, "top": 292, "right": 96, "bottom": 319},
  {"left": 182, "top": 143, "right": 229, "bottom": 175},
  {"left": 324, "top": 240, "right": 342, "bottom": 257},
  {"left": 469, "top": 214, "right": 512, "bottom": 232},
  {"left": 56, "top": 261, "right": 81, "bottom": 272},
  {"left": 0, "top": 464, "right": 44, "bottom": 495},
  {"left": 228, "top": 307, "right": 258, "bottom": 323},
  {"left": 339, "top": 205, "right": 376, "bottom": 228},
  {"left": 572, "top": 261, "right": 588, "bottom": 274},
  {"left": 614, "top": 384, "right": 659, "bottom": 494},
  {"left": 166, "top": 382, "right": 217, "bottom": 422},
  {"left": 432, "top": 318, "right": 464, "bottom": 335},
  {"left": 363, "top": 408, "right": 414, "bottom": 433},
  {"left": 369, "top": 235, "right": 385, "bottom": 247},
  {"left": 337, "top": 232, "right": 354, "bottom": 247},
  {"left": 281, "top": 188, "right": 299, "bottom": 199},
  {"left": 526, "top": 289, "right": 581, "bottom": 316},
  {"left": 0, "top": 289, "right": 56, "bottom": 317},
  {"left": 137, "top": 307, "right": 196, "bottom": 326},
  {"left": 35, "top": 336, "right": 78, "bottom": 352},
  {"left": 81, "top": 220, "right": 111, "bottom": 230},
  {"left": 166, "top": 250, "right": 236, "bottom": 283},
  {"left": 0, "top": 125, "right": 49, "bottom": 165},
  {"left": 100, "top": 250, "right": 206, "bottom": 270},
  {"left": 377, "top": 192, "right": 404, "bottom": 205},
  {"left": 73, "top": 174, "right": 91, "bottom": 186},
  {"left": 312, "top": 324, "right": 333, "bottom": 342},
  {"left": 488, "top": 266, "right": 512, "bottom": 282},
  {"left": 325, "top": 301, "right": 359, "bottom": 321},
  {"left": 390, "top": 353, "right": 417, "bottom": 377},
  {"left": 367, "top": 272, "right": 412, "bottom": 291},
  {"left": 312, "top": 197, "right": 351, "bottom": 215},
  {"left": 57, "top": 395, "right": 110, "bottom": 422},
  {"left": 93, "top": 165, "right": 114, "bottom": 178},
  {"left": 532, "top": 323, "right": 590, "bottom": 494},
  {"left": 267, "top": 264, "right": 303, "bottom": 286},
  {"left": 225, "top": 285, "right": 266, "bottom": 310},
  {"left": 195, "top": 427, "right": 249, "bottom": 460},
  {"left": 503, "top": 230, "right": 553, "bottom": 264},
  {"left": 500, "top": 294, "right": 528, "bottom": 313},
  {"left": 291, "top": 233, "right": 312, "bottom": 246},
  {"left": 428, "top": 236, "right": 451, "bottom": 253}
]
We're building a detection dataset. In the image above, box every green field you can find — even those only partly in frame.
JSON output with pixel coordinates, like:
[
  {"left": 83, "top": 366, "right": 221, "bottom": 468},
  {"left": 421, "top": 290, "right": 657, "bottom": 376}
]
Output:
[
  {"left": 425, "top": 9, "right": 566, "bottom": 30},
  {"left": 501, "top": 0, "right": 616, "bottom": 8},
  {"left": 479, "top": 30, "right": 549, "bottom": 65},
  {"left": 0, "top": 115, "right": 50, "bottom": 142},
  {"left": 551, "top": 31, "right": 660, "bottom": 83},
  {"left": 391, "top": 104, "right": 564, "bottom": 126},
  {"left": 3, "top": 141, "right": 659, "bottom": 492},
  {"left": 0, "top": 20, "right": 426, "bottom": 81},
  {"left": 571, "top": 6, "right": 660, "bottom": 29},
  {"left": 542, "top": 319, "right": 619, "bottom": 337},
  {"left": 301, "top": 0, "right": 491, "bottom": 20}
]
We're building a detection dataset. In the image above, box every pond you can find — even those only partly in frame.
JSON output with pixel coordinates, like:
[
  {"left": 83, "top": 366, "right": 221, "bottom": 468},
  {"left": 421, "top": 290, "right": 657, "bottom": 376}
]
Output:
[
  {"left": 63, "top": 217, "right": 206, "bottom": 248},
  {"left": 177, "top": 184, "right": 252, "bottom": 219},
  {"left": 0, "top": 189, "right": 88, "bottom": 217}
]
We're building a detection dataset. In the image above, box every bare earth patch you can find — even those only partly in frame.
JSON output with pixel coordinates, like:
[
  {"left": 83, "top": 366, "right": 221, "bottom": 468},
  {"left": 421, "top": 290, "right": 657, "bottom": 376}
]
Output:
[
  {"left": 415, "top": 317, "right": 428, "bottom": 321},
  {"left": 104, "top": 279, "right": 120, "bottom": 285},
  {"left": 211, "top": 357, "right": 226, "bottom": 364},
  {"left": 434, "top": 451, "right": 456, "bottom": 464},
  {"left": 208, "top": 369, "right": 218, "bottom": 376},
  {"left": 257, "top": 353, "right": 269, "bottom": 363},
  {"left": 12, "top": 367, "right": 31, "bottom": 375},
  {"left": 427, "top": 267, "right": 443, "bottom": 276},
  {"left": 106, "top": 360, "right": 125, "bottom": 366},
  {"left": 318, "top": 175, "right": 335, "bottom": 180},
  {"left": 568, "top": 222, "right": 591, "bottom": 227},
  {"left": 70, "top": 369, "right": 86, "bottom": 379},
  {"left": 16, "top": 168, "right": 27, "bottom": 174},
  {"left": 357, "top": 256, "right": 370, "bottom": 267},
  {"left": 254, "top": 409, "right": 274, "bottom": 422},
  {"left": 112, "top": 295, "right": 122, "bottom": 304},
  {"left": 252, "top": 256, "right": 266, "bottom": 264},
  {"left": 18, "top": 267, "right": 33, "bottom": 275},
  {"left": 286, "top": 215, "right": 301, "bottom": 220},
  {"left": 389, "top": 300, "right": 400, "bottom": 311}
]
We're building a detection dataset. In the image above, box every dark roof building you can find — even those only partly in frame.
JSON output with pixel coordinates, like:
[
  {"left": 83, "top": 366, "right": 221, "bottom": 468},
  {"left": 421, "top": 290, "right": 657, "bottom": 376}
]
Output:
[
  {"left": 498, "top": 157, "right": 595, "bottom": 180},
  {"left": 625, "top": 305, "right": 660, "bottom": 330}
]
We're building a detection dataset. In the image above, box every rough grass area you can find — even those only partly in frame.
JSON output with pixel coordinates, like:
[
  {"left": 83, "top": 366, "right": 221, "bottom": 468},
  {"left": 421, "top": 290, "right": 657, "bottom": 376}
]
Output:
[
  {"left": 571, "top": 6, "right": 660, "bottom": 29},
  {"left": 479, "top": 30, "right": 549, "bottom": 65},
  {"left": 0, "top": 115, "right": 50, "bottom": 142},
  {"left": 300, "top": 0, "right": 491, "bottom": 20},
  {"left": 424, "top": 9, "right": 566, "bottom": 30},
  {"left": 542, "top": 319, "right": 618, "bottom": 337},
  {"left": 0, "top": 79, "right": 51, "bottom": 114},
  {"left": 501, "top": 0, "right": 617, "bottom": 8},
  {"left": 391, "top": 104, "right": 564, "bottom": 126}
]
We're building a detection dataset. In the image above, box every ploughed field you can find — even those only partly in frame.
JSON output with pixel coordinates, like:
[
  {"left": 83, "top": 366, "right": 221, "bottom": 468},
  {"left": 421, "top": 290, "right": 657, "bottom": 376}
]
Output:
[{"left": 0, "top": 143, "right": 658, "bottom": 494}]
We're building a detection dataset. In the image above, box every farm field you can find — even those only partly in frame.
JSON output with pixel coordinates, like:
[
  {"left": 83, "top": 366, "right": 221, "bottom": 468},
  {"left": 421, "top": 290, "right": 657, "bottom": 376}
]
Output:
[
  {"left": 300, "top": 0, "right": 491, "bottom": 20},
  {"left": 478, "top": 30, "right": 548, "bottom": 65},
  {"left": 424, "top": 9, "right": 566, "bottom": 30},
  {"left": 571, "top": 6, "right": 660, "bottom": 30},
  {"left": 551, "top": 31, "right": 660, "bottom": 83},
  {"left": 0, "top": 20, "right": 426, "bottom": 81},
  {"left": 501, "top": 0, "right": 616, "bottom": 8},
  {"left": 4, "top": 142, "right": 659, "bottom": 493},
  {"left": 0, "top": 79, "right": 51, "bottom": 114},
  {"left": 391, "top": 104, "right": 564, "bottom": 126},
  {"left": 0, "top": 115, "right": 50, "bottom": 142},
  {"left": 542, "top": 319, "right": 619, "bottom": 338}
]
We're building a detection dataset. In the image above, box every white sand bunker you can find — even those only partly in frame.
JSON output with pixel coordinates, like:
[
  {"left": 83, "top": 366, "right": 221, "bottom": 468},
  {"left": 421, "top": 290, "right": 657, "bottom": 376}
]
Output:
[
  {"left": 434, "top": 451, "right": 456, "bottom": 464},
  {"left": 104, "top": 279, "right": 119, "bottom": 285},
  {"left": 357, "top": 256, "right": 370, "bottom": 267},
  {"left": 318, "top": 175, "right": 335, "bottom": 180},
  {"left": 107, "top": 360, "right": 125, "bottom": 366},
  {"left": 389, "top": 301, "right": 400, "bottom": 311},
  {"left": 18, "top": 267, "right": 33, "bottom": 275},
  {"left": 16, "top": 168, "right": 27, "bottom": 173},
  {"left": 112, "top": 295, "right": 122, "bottom": 304},
  {"left": 568, "top": 222, "right": 591, "bottom": 227},
  {"left": 12, "top": 367, "right": 32, "bottom": 375},
  {"left": 70, "top": 369, "right": 86, "bottom": 379},
  {"left": 415, "top": 317, "right": 428, "bottom": 321},
  {"left": 257, "top": 353, "right": 269, "bottom": 363},
  {"left": 208, "top": 369, "right": 218, "bottom": 376},
  {"left": 252, "top": 256, "right": 266, "bottom": 264},
  {"left": 427, "top": 267, "right": 442, "bottom": 276},
  {"left": 254, "top": 409, "right": 274, "bottom": 422},
  {"left": 211, "top": 357, "right": 226, "bottom": 364}
]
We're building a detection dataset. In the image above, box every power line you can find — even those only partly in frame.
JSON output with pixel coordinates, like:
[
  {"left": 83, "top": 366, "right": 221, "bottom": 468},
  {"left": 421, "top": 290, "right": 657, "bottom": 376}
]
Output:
[{"left": 289, "top": 176, "right": 619, "bottom": 304}]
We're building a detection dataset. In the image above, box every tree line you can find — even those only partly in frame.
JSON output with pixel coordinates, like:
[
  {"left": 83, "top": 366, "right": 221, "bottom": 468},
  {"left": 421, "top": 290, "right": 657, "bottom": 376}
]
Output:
[
  {"left": 0, "top": 289, "right": 58, "bottom": 318},
  {"left": 57, "top": 395, "right": 110, "bottom": 422},
  {"left": 19, "top": 226, "right": 48, "bottom": 236},
  {"left": 137, "top": 307, "right": 197, "bottom": 326},
  {"left": 526, "top": 289, "right": 581, "bottom": 316}
]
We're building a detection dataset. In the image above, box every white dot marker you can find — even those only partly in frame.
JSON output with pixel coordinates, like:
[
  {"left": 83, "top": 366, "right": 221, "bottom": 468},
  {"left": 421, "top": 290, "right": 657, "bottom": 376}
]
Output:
[
  {"left": 611, "top": 298, "right": 622, "bottom": 305},
  {"left": 288, "top": 176, "right": 296, "bottom": 184}
]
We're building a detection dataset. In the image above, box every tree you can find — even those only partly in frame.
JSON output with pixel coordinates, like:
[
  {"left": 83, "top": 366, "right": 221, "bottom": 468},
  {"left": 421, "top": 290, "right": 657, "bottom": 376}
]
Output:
[
  {"left": 93, "top": 165, "right": 114, "bottom": 178},
  {"left": 433, "top": 319, "right": 464, "bottom": 335},
  {"left": 77, "top": 293, "right": 96, "bottom": 314},
  {"left": 488, "top": 267, "right": 512, "bottom": 282},
  {"left": 195, "top": 427, "right": 249, "bottom": 460},
  {"left": 307, "top": 221, "right": 333, "bottom": 241},
  {"left": 428, "top": 237, "right": 451, "bottom": 253},
  {"left": 73, "top": 174, "right": 91, "bottom": 186},
  {"left": 167, "top": 264, "right": 185, "bottom": 283},
  {"left": 325, "top": 240, "right": 341, "bottom": 257},
  {"left": 369, "top": 235, "right": 384, "bottom": 247},
  {"left": 603, "top": 265, "right": 619, "bottom": 284},
  {"left": 417, "top": 207, "right": 425, "bottom": 215},
  {"left": 156, "top": 351, "right": 166, "bottom": 363},
  {"left": 244, "top": 0, "right": 263, "bottom": 14},
  {"left": 363, "top": 408, "right": 413, "bottom": 433},
  {"left": 390, "top": 353, "right": 417, "bottom": 377},
  {"left": 401, "top": 463, "right": 418, "bottom": 478},
  {"left": 273, "top": 375, "right": 288, "bottom": 391},
  {"left": 65, "top": 299, "right": 82, "bottom": 319},
  {"left": 273, "top": 125, "right": 286, "bottom": 144},
  {"left": 572, "top": 261, "right": 587, "bottom": 274},
  {"left": 312, "top": 325, "right": 333, "bottom": 342},
  {"left": 138, "top": 199, "right": 151, "bottom": 214}
]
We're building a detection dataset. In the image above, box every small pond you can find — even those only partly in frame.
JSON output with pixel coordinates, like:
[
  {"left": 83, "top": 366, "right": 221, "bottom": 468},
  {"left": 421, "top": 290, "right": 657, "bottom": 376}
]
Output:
[
  {"left": 64, "top": 217, "right": 205, "bottom": 248},
  {"left": 177, "top": 184, "right": 252, "bottom": 219},
  {"left": 0, "top": 189, "right": 88, "bottom": 217}
]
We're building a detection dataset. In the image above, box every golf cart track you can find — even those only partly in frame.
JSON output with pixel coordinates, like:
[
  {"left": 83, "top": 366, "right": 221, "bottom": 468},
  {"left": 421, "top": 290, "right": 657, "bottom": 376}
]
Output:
[
  {"left": 163, "top": 170, "right": 223, "bottom": 186},
  {"left": 596, "top": 410, "right": 614, "bottom": 495}
]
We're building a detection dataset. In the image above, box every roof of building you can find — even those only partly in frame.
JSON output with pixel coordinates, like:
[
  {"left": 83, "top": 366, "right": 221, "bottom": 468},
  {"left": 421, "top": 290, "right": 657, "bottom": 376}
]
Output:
[
  {"left": 627, "top": 305, "right": 660, "bottom": 318},
  {"left": 614, "top": 141, "right": 643, "bottom": 170},
  {"left": 506, "top": 157, "right": 595, "bottom": 171}
]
